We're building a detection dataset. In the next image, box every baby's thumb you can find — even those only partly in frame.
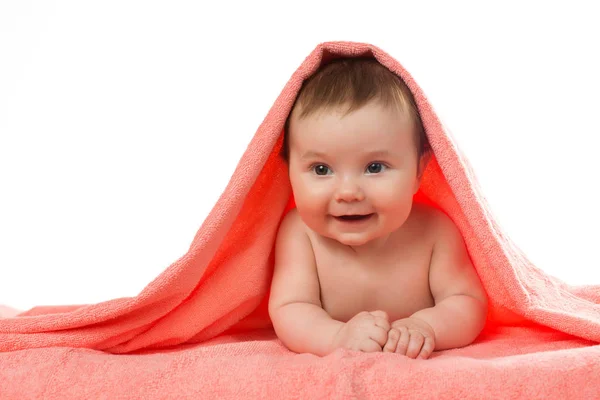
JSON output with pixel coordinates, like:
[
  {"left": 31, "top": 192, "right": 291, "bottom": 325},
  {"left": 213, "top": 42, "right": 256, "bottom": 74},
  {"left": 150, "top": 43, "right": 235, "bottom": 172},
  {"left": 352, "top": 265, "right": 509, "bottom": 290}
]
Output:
[{"left": 369, "top": 310, "right": 389, "bottom": 321}]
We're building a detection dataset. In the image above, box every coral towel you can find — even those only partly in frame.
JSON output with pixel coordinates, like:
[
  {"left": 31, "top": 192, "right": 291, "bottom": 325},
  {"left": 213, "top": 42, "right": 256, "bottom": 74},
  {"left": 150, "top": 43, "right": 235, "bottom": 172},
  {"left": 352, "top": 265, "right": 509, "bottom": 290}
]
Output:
[{"left": 1, "top": 41, "right": 599, "bottom": 399}]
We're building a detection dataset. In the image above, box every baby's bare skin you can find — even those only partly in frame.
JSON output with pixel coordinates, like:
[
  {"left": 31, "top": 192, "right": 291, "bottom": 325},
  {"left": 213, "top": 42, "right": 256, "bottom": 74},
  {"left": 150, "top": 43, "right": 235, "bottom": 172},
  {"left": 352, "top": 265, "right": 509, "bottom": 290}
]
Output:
[
  {"left": 269, "top": 100, "right": 488, "bottom": 358},
  {"left": 306, "top": 202, "right": 436, "bottom": 324}
]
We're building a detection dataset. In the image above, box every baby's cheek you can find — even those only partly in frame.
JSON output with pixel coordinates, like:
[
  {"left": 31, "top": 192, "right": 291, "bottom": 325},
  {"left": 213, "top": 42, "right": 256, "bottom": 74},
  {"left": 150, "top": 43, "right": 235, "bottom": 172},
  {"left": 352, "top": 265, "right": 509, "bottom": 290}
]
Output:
[
  {"left": 295, "top": 190, "right": 321, "bottom": 211},
  {"left": 294, "top": 178, "right": 325, "bottom": 199},
  {"left": 374, "top": 188, "right": 410, "bottom": 209},
  {"left": 376, "top": 194, "right": 413, "bottom": 226},
  {"left": 294, "top": 195, "right": 326, "bottom": 223}
]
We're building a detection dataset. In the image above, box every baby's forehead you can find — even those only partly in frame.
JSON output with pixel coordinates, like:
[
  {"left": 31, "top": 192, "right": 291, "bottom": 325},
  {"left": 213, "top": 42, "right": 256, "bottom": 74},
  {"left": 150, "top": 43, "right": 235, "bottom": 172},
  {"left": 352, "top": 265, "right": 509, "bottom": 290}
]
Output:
[
  {"left": 291, "top": 101, "right": 413, "bottom": 131},
  {"left": 289, "top": 116, "right": 415, "bottom": 146},
  {"left": 292, "top": 140, "right": 415, "bottom": 166},
  {"left": 287, "top": 101, "right": 417, "bottom": 158}
]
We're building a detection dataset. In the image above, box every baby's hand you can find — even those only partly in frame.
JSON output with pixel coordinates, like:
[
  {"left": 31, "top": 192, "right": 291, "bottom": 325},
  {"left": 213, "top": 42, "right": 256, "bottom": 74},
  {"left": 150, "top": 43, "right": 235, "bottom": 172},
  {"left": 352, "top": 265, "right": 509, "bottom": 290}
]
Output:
[
  {"left": 383, "top": 317, "right": 436, "bottom": 359},
  {"left": 332, "top": 310, "right": 390, "bottom": 352}
]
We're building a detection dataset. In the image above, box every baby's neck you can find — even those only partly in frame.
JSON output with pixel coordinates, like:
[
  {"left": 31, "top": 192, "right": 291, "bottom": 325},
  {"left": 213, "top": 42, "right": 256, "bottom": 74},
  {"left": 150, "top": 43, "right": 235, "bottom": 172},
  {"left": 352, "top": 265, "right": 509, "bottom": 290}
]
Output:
[{"left": 347, "top": 233, "right": 394, "bottom": 257}]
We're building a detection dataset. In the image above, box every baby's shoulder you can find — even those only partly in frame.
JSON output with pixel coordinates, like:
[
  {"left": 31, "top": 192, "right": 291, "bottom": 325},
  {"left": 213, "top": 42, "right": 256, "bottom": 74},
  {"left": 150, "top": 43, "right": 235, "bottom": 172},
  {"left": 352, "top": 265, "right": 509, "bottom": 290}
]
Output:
[
  {"left": 407, "top": 202, "right": 438, "bottom": 228},
  {"left": 274, "top": 209, "right": 318, "bottom": 271},
  {"left": 277, "top": 209, "right": 327, "bottom": 253},
  {"left": 406, "top": 202, "right": 450, "bottom": 242},
  {"left": 276, "top": 208, "right": 311, "bottom": 245},
  {"left": 411, "top": 202, "right": 461, "bottom": 246},
  {"left": 278, "top": 208, "right": 305, "bottom": 233}
]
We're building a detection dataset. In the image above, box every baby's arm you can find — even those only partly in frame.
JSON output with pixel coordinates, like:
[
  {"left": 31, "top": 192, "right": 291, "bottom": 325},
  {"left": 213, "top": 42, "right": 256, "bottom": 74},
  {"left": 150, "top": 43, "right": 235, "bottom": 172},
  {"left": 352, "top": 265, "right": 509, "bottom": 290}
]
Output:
[
  {"left": 268, "top": 209, "right": 344, "bottom": 356},
  {"left": 408, "top": 210, "right": 488, "bottom": 350}
]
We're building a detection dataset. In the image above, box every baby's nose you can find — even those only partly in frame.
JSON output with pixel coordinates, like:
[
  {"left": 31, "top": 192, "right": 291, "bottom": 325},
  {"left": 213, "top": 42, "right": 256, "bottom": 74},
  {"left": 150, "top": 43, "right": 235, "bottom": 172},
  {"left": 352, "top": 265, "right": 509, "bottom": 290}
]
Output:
[{"left": 334, "top": 179, "right": 365, "bottom": 202}]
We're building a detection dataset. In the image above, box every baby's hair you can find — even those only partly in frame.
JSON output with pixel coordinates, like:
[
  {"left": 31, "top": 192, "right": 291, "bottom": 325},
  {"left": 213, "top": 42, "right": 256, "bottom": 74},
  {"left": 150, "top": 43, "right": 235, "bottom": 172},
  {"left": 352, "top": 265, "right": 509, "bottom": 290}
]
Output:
[{"left": 281, "top": 56, "right": 431, "bottom": 168}]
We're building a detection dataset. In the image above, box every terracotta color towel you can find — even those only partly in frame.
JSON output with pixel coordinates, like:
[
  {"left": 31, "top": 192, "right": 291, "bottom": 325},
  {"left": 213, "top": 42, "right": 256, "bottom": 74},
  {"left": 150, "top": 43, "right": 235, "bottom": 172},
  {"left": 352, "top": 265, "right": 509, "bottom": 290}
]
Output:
[{"left": 1, "top": 41, "right": 599, "bottom": 399}]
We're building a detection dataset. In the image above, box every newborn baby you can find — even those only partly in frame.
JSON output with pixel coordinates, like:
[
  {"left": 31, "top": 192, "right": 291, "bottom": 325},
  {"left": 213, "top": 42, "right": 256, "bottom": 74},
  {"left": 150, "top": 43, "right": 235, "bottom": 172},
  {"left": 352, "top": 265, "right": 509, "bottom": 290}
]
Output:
[{"left": 269, "top": 57, "right": 488, "bottom": 359}]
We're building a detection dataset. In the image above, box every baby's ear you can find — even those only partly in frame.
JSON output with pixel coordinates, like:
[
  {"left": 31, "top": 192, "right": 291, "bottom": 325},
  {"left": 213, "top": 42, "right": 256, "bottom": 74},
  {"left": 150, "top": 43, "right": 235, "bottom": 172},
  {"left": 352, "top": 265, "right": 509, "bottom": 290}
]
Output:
[
  {"left": 417, "top": 150, "right": 432, "bottom": 179},
  {"left": 413, "top": 151, "right": 432, "bottom": 194}
]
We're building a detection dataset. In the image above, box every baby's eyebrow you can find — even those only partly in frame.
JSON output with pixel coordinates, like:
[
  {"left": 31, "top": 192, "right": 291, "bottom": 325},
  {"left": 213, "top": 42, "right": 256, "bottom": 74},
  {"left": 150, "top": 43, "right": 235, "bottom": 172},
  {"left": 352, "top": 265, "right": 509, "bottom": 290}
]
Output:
[
  {"left": 301, "top": 150, "right": 328, "bottom": 160},
  {"left": 301, "top": 150, "right": 392, "bottom": 159},
  {"left": 362, "top": 150, "right": 392, "bottom": 158}
]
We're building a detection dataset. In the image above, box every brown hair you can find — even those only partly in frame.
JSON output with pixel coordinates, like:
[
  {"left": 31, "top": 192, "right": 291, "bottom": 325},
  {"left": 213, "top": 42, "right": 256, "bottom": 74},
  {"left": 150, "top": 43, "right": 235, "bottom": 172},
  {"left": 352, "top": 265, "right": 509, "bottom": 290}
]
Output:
[{"left": 281, "top": 57, "right": 430, "bottom": 169}]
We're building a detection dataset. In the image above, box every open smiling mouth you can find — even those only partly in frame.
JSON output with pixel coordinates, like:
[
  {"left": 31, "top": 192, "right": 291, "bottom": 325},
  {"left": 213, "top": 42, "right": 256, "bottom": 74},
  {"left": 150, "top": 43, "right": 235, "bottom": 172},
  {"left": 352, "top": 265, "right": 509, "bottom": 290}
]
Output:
[{"left": 334, "top": 213, "right": 375, "bottom": 222}]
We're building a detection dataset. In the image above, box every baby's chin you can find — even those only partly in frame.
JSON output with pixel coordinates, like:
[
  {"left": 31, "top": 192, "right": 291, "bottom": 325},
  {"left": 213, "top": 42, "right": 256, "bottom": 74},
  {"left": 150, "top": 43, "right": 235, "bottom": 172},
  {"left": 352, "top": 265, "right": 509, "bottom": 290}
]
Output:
[
  {"left": 301, "top": 217, "right": 389, "bottom": 247},
  {"left": 336, "top": 238, "right": 371, "bottom": 247},
  {"left": 324, "top": 231, "right": 380, "bottom": 247}
]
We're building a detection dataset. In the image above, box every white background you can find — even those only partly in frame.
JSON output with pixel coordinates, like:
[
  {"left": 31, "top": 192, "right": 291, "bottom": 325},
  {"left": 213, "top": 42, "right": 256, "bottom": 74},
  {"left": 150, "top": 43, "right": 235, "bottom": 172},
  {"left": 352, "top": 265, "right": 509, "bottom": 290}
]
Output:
[{"left": 1, "top": 1, "right": 598, "bottom": 311}]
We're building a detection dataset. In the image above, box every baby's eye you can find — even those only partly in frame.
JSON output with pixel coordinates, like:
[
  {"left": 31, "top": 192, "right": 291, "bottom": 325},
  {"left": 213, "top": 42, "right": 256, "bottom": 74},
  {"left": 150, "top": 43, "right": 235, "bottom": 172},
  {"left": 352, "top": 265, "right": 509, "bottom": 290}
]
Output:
[
  {"left": 312, "top": 164, "right": 332, "bottom": 176},
  {"left": 366, "top": 162, "right": 386, "bottom": 174}
]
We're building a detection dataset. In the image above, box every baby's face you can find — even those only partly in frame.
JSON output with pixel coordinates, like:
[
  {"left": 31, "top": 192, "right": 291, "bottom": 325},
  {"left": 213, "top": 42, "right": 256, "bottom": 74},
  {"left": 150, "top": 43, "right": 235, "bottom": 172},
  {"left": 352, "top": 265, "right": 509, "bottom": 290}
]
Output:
[{"left": 288, "top": 101, "right": 422, "bottom": 247}]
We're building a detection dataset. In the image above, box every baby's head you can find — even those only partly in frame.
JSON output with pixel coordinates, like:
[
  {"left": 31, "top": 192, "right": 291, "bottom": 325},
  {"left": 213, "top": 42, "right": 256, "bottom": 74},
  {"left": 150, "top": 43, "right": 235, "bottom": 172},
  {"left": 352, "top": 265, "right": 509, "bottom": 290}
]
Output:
[{"left": 281, "top": 57, "right": 431, "bottom": 248}]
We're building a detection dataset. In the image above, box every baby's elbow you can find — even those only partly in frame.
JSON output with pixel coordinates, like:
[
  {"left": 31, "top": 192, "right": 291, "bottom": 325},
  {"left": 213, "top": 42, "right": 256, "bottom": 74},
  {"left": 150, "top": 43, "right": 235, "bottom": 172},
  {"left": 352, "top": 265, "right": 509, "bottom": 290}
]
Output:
[
  {"left": 469, "top": 281, "right": 489, "bottom": 315},
  {"left": 461, "top": 291, "right": 488, "bottom": 337},
  {"left": 473, "top": 292, "right": 488, "bottom": 335},
  {"left": 476, "top": 289, "right": 488, "bottom": 311},
  {"left": 268, "top": 297, "right": 284, "bottom": 324}
]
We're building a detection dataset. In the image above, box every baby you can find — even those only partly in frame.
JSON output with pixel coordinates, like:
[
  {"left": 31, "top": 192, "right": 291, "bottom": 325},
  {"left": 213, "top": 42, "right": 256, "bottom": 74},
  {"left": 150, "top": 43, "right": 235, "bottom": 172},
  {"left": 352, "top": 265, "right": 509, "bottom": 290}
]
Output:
[{"left": 268, "top": 57, "right": 488, "bottom": 359}]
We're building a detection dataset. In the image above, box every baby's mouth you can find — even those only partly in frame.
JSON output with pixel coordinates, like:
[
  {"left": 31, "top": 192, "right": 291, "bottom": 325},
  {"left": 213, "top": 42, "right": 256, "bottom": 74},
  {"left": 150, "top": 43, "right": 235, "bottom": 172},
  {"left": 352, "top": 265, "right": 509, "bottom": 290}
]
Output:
[{"left": 334, "top": 213, "right": 374, "bottom": 222}]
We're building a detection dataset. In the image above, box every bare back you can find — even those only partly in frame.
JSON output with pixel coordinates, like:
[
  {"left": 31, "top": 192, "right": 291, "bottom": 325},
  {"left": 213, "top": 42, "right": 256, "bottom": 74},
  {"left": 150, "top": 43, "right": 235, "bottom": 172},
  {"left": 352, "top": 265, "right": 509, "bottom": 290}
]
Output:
[{"left": 304, "top": 202, "right": 437, "bottom": 323}]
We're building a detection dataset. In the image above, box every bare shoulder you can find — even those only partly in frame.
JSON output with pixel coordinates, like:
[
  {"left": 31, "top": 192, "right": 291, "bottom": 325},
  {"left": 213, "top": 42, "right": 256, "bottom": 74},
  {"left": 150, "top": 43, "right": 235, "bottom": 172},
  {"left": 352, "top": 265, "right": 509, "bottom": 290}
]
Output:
[
  {"left": 269, "top": 208, "right": 321, "bottom": 310},
  {"left": 424, "top": 205, "right": 488, "bottom": 304},
  {"left": 408, "top": 202, "right": 459, "bottom": 241},
  {"left": 423, "top": 205, "right": 467, "bottom": 262},
  {"left": 427, "top": 206, "right": 470, "bottom": 252},
  {"left": 403, "top": 202, "right": 442, "bottom": 244},
  {"left": 277, "top": 207, "right": 300, "bottom": 234},
  {"left": 275, "top": 208, "right": 313, "bottom": 264},
  {"left": 275, "top": 208, "right": 313, "bottom": 252},
  {"left": 423, "top": 205, "right": 455, "bottom": 232}
]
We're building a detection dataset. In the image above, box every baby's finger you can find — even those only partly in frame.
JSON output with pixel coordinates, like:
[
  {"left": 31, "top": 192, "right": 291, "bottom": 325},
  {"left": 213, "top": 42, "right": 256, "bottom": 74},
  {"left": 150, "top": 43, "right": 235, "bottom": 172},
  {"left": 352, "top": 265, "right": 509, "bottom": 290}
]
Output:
[
  {"left": 360, "top": 338, "right": 382, "bottom": 353},
  {"left": 383, "top": 328, "right": 400, "bottom": 353},
  {"left": 369, "top": 310, "right": 389, "bottom": 321},
  {"left": 405, "top": 332, "right": 425, "bottom": 359},
  {"left": 417, "top": 336, "right": 435, "bottom": 359},
  {"left": 373, "top": 316, "right": 391, "bottom": 332},
  {"left": 368, "top": 325, "right": 389, "bottom": 347},
  {"left": 395, "top": 327, "right": 410, "bottom": 356}
]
